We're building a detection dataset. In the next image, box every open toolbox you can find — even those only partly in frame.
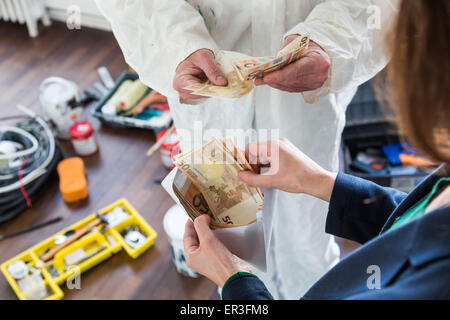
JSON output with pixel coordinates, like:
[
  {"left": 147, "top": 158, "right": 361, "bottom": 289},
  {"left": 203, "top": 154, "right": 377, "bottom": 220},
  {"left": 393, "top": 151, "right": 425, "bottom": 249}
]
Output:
[
  {"left": 342, "top": 80, "right": 431, "bottom": 191},
  {"left": 0, "top": 198, "right": 157, "bottom": 300},
  {"left": 92, "top": 71, "right": 172, "bottom": 133}
]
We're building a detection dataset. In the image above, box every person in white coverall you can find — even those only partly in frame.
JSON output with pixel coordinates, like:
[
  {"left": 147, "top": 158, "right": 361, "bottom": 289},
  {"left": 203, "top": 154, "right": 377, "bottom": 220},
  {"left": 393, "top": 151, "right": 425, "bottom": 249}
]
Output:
[{"left": 95, "top": 0, "right": 397, "bottom": 299}]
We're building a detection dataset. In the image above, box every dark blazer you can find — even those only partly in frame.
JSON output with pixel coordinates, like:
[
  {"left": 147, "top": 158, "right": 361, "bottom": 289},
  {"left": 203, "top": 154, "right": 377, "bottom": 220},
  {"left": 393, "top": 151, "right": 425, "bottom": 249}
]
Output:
[{"left": 223, "top": 166, "right": 450, "bottom": 300}]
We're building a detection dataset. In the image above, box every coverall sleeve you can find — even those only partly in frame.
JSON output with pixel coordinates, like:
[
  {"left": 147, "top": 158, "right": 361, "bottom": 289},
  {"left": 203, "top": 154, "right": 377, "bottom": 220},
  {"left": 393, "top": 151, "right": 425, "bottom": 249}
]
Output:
[
  {"left": 326, "top": 172, "right": 407, "bottom": 245},
  {"left": 285, "top": 0, "right": 399, "bottom": 103},
  {"left": 95, "top": 0, "right": 219, "bottom": 98}
]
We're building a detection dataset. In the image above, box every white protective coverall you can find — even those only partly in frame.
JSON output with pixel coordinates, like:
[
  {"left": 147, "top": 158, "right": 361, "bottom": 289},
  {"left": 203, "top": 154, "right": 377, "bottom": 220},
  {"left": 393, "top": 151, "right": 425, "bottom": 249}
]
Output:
[{"left": 96, "top": 0, "right": 397, "bottom": 299}]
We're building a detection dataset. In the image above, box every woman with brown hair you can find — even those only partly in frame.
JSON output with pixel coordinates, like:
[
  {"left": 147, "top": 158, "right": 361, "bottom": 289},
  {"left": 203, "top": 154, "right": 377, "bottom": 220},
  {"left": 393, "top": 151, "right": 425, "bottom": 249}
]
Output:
[{"left": 183, "top": 0, "right": 450, "bottom": 299}]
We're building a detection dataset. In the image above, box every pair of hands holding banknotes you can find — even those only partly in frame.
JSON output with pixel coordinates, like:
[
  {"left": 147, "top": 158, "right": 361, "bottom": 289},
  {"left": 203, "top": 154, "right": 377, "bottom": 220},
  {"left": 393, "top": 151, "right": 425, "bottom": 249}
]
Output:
[
  {"left": 183, "top": 139, "right": 338, "bottom": 287},
  {"left": 174, "top": 35, "right": 331, "bottom": 99},
  {"left": 177, "top": 35, "right": 332, "bottom": 287}
]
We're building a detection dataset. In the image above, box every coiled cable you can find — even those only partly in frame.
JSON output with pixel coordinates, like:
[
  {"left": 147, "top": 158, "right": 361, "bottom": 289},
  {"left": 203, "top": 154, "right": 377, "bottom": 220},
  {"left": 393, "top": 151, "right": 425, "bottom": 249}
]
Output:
[{"left": 0, "top": 106, "right": 62, "bottom": 224}]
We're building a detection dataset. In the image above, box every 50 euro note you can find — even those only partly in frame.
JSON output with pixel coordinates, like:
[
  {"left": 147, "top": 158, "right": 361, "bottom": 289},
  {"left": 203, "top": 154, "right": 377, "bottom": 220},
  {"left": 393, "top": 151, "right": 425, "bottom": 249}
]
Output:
[
  {"left": 172, "top": 169, "right": 248, "bottom": 229},
  {"left": 233, "top": 34, "right": 310, "bottom": 81},
  {"left": 173, "top": 138, "right": 263, "bottom": 228},
  {"left": 185, "top": 70, "right": 254, "bottom": 99},
  {"left": 184, "top": 35, "right": 309, "bottom": 99},
  {"left": 184, "top": 50, "right": 254, "bottom": 99}
]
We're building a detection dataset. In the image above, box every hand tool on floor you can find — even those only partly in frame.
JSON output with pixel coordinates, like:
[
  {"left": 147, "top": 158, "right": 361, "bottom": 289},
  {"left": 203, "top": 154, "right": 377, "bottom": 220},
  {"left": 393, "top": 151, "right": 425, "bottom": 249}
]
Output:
[
  {"left": 94, "top": 82, "right": 109, "bottom": 96},
  {"left": 146, "top": 124, "right": 175, "bottom": 157},
  {"left": 0, "top": 216, "right": 64, "bottom": 241},
  {"left": 129, "top": 90, "right": 167, "bottom": 115},
  {"left": 83, "top": 88, "right": 103, "bottom": 102},
  {"left": 40, "top": 212, "right": 108, "bottom": 262},
  {"left": 97, "top": 66, "right": 116, "bottom": 90}
]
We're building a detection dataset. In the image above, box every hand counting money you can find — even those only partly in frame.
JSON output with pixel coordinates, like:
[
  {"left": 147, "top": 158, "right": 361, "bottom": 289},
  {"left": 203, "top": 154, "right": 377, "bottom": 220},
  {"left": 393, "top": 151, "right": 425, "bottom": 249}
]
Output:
[
  {"left": 172, "top": 138, "right": 264, "bottom": 229},
  {"left": 233, "top": 34, "right": 310, "bottom": 81},
  {"left": 184, "top": 34, "right": 310, "bottom": 99}
]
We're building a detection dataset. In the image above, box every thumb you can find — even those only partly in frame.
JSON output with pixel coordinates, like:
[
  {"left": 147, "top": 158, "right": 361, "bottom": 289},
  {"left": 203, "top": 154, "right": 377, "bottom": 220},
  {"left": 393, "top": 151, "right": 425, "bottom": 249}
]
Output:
[
  {"left": 239, "top": 171, "right": 273, "bottom": 189},
  {"left": 282, "top": 35, "right": 298, "bottom": 49},
  {"left": 193, "top": 214, "right": 215, "bottom": 242},
  {"left": 196, "top": 55, "right": 228, "bottom": 86}
]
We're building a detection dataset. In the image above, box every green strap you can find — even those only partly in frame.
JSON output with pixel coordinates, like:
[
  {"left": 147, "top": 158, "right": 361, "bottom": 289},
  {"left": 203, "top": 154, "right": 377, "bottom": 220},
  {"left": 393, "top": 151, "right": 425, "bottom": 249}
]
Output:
[
  {"left": 389, "top": 177, "right": 450, "bottom": 231},
  {"left": 222, "top": 272, "right": 259, "bottom": 297}
]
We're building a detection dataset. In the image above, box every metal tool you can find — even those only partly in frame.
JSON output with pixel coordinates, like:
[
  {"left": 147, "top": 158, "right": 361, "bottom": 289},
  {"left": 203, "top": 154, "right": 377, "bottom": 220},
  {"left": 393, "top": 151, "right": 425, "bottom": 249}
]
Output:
[
  {"left": 0, "top": 216, "right": 63, "bottom": 241},
  {"left": 40, "top": 213, "right": 108, "bottom": 262},
  {"left": 53, "top": 234, "right": 68, "bottom": 245},
  {"left": 146, "top": 124, "right": 175, "bottom": 157},
  {"left": 97, "top": 66, "right": 116, "bottom": 90},
  {"left": 122, "top": 226, "right": 147, "bottom": 249},
  {"left": 94, "top": 82, "right": 109, "bottom": 96},
  {"left": 83, "top": 88, "right": 103, "bottom": 101}
]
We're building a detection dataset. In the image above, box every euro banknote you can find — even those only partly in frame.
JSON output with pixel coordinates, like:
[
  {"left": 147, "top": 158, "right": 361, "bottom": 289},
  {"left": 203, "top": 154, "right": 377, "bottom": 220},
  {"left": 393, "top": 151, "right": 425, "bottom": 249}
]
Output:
[
  {"left": 233, "top": 34, "right": 310, "bottom": 81},
  {"left": 184, "top": 34, "right": 310, "bottom": 98},
  {"left": 172, "top": 138, "right": 263, "bottom": 228}
]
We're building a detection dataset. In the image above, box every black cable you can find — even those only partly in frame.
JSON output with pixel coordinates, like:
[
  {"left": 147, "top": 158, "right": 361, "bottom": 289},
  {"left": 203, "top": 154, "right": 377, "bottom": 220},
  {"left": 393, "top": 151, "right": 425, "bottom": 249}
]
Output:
[
  {"left": 0, "top": 128, "right": 35, "bottom": 176},
  {"left": 0, "top": 145, "right": 62, "bottom": 224},
  {"left": 0, "top": 216, "right": 64, "bottom": 240},
  {"left": 0, "top": 116, "right": 63, "bottom": 224}
]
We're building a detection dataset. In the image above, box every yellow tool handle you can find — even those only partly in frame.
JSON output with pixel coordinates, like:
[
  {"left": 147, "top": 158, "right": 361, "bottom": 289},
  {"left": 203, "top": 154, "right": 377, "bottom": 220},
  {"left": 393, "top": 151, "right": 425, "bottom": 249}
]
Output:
[{"left": 41, "top": 219, "right": 101, "bottom": 262}]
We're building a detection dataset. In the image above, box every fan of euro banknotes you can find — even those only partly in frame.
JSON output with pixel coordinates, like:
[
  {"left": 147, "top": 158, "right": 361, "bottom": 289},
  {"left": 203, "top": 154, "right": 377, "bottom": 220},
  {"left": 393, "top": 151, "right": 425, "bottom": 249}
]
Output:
[
  {"left": 185, "top": 34, "right": 310, "bottom": 98},
  {"left": 172, "top": 138, "right": 264, "bottom": 229}
]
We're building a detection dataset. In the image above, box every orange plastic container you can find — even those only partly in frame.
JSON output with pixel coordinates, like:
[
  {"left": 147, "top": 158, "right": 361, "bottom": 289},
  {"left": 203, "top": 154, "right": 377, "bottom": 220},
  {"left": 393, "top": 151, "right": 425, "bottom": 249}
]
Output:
[{"left": 57, "top": 157, "right": 88, "bottom": 202}]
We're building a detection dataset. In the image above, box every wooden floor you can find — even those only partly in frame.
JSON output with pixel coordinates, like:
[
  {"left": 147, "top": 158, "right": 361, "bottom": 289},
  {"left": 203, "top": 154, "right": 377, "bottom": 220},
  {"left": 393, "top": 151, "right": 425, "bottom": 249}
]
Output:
[{"left": 0, "top": 21, "right": 217, "bottom": 300}]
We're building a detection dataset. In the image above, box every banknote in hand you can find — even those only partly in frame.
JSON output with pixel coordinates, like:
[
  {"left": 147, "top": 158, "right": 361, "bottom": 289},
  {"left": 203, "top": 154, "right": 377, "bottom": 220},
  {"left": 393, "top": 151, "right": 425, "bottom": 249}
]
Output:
[
  {"left": 172, "top": 138, "right": 263, "bottom": 229},
  {"left": 233, "top": 34, "right": 310, "bottom": 81},
  {"left": 183, "top": 34, "right": 309, "bottom": 99}
]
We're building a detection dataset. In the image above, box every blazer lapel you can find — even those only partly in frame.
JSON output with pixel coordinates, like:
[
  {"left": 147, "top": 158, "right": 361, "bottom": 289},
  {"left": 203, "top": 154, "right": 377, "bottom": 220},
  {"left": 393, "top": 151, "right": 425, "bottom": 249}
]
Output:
[{"left": 380, "top": 165, "right": 448, "bottom": 233}]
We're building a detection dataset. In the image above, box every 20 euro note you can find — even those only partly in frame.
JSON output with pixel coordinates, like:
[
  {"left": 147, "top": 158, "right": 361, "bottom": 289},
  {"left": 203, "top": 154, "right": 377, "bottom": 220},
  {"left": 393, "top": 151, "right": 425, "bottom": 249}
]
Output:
[{"left": 174, "top": 138, "right": 263, "bottom": 228}]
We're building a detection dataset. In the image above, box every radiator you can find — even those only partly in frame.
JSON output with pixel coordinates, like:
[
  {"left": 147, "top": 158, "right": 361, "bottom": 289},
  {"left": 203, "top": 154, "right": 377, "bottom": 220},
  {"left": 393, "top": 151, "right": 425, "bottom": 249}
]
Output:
[{"left": 0, "top": 0, "right": 51, "bottom": 37}]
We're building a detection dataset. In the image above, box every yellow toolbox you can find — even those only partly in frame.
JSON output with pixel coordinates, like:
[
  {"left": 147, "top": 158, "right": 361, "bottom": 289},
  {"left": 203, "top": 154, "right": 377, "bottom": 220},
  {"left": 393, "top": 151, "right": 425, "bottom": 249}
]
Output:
[{"left": 0, "top": 198, "right": 157, "bottom": 300}]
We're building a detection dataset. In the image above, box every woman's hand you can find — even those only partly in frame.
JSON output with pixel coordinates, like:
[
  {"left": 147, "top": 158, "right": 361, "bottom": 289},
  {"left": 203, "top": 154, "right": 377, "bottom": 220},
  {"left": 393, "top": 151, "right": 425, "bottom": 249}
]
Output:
[
  {"left": 183, "top": 215, "right": 253, "bottom": 287},
  {"left": 239, "top": 139, "right": 337, "bottom": 202}
]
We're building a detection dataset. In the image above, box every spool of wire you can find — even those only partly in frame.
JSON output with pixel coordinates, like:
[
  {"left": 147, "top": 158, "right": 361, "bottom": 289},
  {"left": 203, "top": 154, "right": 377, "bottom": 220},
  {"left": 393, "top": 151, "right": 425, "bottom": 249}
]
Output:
[{"left": 0, "top": 106, "right": 63, "bottom": 224}]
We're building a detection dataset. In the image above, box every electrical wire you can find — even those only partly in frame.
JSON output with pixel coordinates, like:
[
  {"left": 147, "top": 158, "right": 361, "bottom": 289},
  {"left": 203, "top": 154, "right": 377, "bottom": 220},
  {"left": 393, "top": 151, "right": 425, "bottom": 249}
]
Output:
[
  {"left": 18, "top": 158, "right": 32, "bottom": 208},
  {"left": 0, "top": 105, "right": 62, "bottom": 224},
  {"left": 0, "top": 146, "right": 62, "bottom": 223},
  {"left": 0, "top": 125, "right": 39, "bottom": 160},
  {"left": 0, "top": 105, "right": 56, "bottom": 194},
  {"left": 0, "top": 120, "right": 52, "bottom": 180}
]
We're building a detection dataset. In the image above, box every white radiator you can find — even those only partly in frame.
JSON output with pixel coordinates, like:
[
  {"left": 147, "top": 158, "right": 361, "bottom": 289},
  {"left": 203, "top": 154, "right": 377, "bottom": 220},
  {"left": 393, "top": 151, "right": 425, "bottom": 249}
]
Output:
[{"left": 0, "top": 0, "right": 51, "bottom": 37}]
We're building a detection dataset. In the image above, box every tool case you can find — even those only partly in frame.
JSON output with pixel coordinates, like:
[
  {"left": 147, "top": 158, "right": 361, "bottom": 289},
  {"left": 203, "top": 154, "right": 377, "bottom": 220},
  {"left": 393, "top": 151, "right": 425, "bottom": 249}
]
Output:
[
  {"left": 342, "top": 80, "right": 429, "bottom": 191},
  {"left": 92, "top": 71, "right": 171, "bottom": 133},
  {"left": 1, "top": 198, "right": 157, "bottom": 300}
]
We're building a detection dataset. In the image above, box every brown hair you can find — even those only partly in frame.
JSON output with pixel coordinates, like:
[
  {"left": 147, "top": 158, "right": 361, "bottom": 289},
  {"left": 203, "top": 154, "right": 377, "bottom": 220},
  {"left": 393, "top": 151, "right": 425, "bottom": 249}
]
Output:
[{"left": 386, "top": 0, "right": 450, "bottom": 164}]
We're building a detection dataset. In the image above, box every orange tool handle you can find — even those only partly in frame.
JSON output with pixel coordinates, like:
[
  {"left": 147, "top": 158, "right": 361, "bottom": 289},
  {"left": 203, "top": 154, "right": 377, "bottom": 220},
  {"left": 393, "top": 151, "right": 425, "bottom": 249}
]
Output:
[
  {"left": 399, "top": 153, "right": 435, "bottom": 167},
  {"left": 132, "top": 91, "right": 167, "bottom": 115}
]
